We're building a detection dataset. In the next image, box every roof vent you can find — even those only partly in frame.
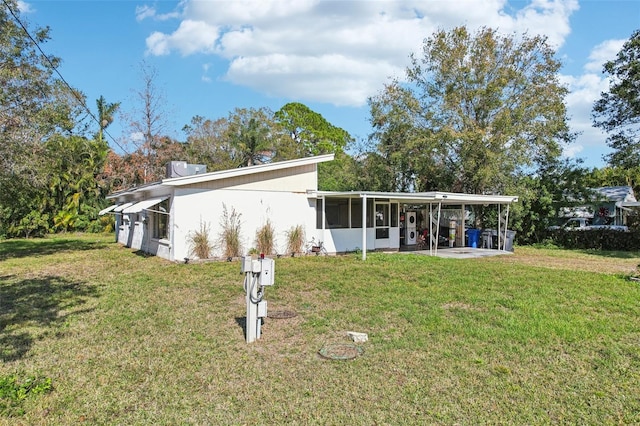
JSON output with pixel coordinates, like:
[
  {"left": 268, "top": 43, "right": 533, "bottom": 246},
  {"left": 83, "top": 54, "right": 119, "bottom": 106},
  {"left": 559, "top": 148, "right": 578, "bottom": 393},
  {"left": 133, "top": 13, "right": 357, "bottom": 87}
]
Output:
[{"left": 166, "top": 161, "right": 207, "bottom": 178}]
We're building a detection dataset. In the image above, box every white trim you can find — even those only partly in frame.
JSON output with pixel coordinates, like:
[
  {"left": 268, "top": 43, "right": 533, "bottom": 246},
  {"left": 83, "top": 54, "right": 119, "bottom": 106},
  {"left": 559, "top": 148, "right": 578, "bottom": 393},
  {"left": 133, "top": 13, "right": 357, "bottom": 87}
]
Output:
[
  {"left": 113, "top": 202, "right": 133, "bottom": 212},
  {"left": 98, "top": 204, "right": 118, "bottom": 215},
  {"left": 315, "top": 190, "right": 518, "bottom": 205},
  {"left": 122, "top": 197, "right": 169, "bottom": 214}
]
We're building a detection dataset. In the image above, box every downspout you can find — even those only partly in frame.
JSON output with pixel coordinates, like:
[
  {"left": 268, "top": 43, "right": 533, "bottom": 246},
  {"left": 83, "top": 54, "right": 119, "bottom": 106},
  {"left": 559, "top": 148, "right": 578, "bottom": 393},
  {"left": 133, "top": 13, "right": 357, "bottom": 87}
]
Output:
[{"left": 362, "top": 194, "right": 367, "bottom": 261}]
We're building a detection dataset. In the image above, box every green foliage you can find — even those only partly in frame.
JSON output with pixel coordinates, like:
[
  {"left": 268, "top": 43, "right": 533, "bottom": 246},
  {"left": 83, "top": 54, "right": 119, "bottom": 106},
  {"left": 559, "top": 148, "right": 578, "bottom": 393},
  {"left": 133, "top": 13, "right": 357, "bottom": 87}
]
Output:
[
  {"left": 218, "top": 204, "right": 243, "bottom": 258},
  {"left": 187, "top": 221, "right": 214, "bottom": 259},
  {"left": 275, "top": 102, "right": 353, "bottom": 156},
  {"left": 285, "top": 224, "right": 306, "bottom": 255},
  {"left": 12, "top": 211, "right": 51, "bottom": 238},
  {"left": 0, "top": 374, "right": 53, "bottom": 416},
  {"left": 509, "top": 158, "right": 593, "bottom": 244},
  {"left": 545, "top": 229, "right": 640, "bottom": 251},
  {"left": 95, "top": 95, "right": 120, "bottom": 144},
  {"left": 368, "top": 26, "right": 572, "bottom": 195},
  {"left": 255, "top": 219, "right": 276, "bottom": 255},
  {"left": 317, "top": 151, "right": 361, "bottom": 191},
  {"left": 45, "top": 135, "right": 110, "bottom": 233},
  {"left": 183, "top": 115, "right": 238, "bottom": 171},
  {"left": 593, "top": 29, "right": 640, "bottom": 169}
]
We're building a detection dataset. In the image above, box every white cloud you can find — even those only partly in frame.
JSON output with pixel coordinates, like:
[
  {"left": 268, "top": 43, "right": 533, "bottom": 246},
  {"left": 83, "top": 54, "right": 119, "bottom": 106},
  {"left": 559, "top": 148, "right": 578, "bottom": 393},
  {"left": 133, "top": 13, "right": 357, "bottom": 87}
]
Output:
[
  {"left": 146, "top": 20, "right": 220, "bottom": 56},
  {"left": 17, "top": 1, "right": 33, "bottom": 13},
  {"left": 143, "top": 0, "right": 580, "bottom": 106},
  {"left": 563, "top": 143, "right": 583, "bottom": 158},
  {"left": 584, "top": 38, "right": 625, "bottom": 73},
  {"left": 559, "top": 54, "right": 615, "bottom": 163},
  {"left": 135, "top": 4, "right": 181, "bottom": 22},
  {"left": 135, "top": 5, "right": 156, "bottom": 22},
  {"left": 202, "top": 63, "right": 212, "bottom": 83}
]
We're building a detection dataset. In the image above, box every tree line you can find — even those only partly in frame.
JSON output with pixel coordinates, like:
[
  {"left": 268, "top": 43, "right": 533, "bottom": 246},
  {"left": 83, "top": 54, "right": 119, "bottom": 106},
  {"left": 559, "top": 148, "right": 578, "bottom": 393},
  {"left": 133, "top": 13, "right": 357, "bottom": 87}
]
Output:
[{"left": 1, "top": 0, "right": 638, "bottom": 244}]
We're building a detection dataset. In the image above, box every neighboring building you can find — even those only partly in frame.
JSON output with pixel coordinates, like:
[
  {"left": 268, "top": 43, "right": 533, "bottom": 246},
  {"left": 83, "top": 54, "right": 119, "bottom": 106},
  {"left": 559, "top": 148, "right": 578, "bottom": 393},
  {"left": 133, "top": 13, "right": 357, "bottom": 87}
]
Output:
[
  {"left": 558, "top": 186, "right": 638, "bottom": 226},
  {"left": 101, "top": 154, "right": 519, "bottom": 261}
]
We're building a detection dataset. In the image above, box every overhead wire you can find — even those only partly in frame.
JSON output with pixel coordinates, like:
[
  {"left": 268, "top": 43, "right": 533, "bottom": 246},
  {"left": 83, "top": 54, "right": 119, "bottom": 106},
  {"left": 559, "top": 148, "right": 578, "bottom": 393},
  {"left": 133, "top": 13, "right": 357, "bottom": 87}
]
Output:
[{"left": 2, "top": 0, "right": 130, "bottom": 155}]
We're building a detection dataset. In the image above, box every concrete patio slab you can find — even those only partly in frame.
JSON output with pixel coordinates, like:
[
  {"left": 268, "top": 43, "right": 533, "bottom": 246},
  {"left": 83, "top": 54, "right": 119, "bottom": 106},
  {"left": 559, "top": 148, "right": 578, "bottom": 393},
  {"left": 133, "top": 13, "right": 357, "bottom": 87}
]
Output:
[{"left": 407, "top": 247, "right": 513, "bottom": 259}]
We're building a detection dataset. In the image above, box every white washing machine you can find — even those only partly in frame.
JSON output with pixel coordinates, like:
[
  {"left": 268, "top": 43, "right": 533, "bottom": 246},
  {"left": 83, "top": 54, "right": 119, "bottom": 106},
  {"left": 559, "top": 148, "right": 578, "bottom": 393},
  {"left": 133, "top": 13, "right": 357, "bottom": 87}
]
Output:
[{"left": 405, "top": 211, "right": 417, "bottom": 244}]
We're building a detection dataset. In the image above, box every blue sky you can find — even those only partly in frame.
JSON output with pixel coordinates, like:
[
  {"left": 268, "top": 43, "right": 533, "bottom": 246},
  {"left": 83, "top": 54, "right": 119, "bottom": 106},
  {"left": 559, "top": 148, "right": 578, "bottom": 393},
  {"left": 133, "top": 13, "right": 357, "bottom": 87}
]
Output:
[{"left": 19, "top": 0, "right": 640, "bottom": 168}]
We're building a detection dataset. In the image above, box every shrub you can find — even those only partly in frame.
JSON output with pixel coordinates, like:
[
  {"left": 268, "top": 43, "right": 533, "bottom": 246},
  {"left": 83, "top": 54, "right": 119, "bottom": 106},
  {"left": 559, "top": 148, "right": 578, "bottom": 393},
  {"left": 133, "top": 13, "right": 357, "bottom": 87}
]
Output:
[
  {"left": 285, "top": 225, "right": 305, "bottom": 255},
  {"left": 187, "top": 221, "right": 214, "bottom": 259},
  {"left": 255, "top": 219, "right": 276, "bottom": 255},
  {"left": 218, "top": 204, "right": 243, "bottom": 258},
  {"left": 545, "top": 229, "right": 640, "bottom": 250}
]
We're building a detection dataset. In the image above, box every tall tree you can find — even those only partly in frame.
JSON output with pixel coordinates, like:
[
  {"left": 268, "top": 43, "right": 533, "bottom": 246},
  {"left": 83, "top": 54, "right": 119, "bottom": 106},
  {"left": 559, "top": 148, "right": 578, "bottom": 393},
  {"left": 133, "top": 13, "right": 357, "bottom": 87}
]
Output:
[
  {"left": 0, "top": 0, "right": 84, "bottom": 237},
  {"left": 183, "top": 115, "right": 238, "bottom": 171},
  {"left": 274, "top": 102, "right": 353, "bottom": 157},
  {"left": 96, "top": 95, "right": 120, "bottom": 144},
  {"left": 592, "top": 30, "right": 640, "bottom": 169},
  {"left": 227, "top": 107, "right": 279, "bottom": 167},
  {"left": 369, "top": 26, "right": 573, "bottom": 195},
  {"left": 123, "top": 61, "right": 172, "bottom": 182}
]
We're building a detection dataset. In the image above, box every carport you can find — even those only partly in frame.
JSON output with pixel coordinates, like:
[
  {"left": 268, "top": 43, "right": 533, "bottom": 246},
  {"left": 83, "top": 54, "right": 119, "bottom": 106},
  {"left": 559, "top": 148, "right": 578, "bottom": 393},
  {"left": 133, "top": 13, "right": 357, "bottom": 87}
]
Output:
[{"left": 314, "top": 191, "right": 519, "bottom": 260}]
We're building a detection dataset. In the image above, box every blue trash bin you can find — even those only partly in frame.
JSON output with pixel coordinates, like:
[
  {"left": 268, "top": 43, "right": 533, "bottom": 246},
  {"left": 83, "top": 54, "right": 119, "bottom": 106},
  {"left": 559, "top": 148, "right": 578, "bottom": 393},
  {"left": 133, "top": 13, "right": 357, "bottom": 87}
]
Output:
[{"left": 466, "top": 229, "right": 481, "bottom": 248}]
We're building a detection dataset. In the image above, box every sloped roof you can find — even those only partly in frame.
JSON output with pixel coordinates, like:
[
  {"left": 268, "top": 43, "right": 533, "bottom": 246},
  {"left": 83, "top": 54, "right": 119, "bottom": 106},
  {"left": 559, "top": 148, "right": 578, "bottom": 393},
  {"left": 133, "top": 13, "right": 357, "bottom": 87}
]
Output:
[
  {"left": 594, "top": 186, "right": 637, "bottom": 203},
  {"left": 107, "top": 154, "right": 334, "bottom": 199},
  {"left": 162, "top": 154, "right": 334, "bottom": 187}
]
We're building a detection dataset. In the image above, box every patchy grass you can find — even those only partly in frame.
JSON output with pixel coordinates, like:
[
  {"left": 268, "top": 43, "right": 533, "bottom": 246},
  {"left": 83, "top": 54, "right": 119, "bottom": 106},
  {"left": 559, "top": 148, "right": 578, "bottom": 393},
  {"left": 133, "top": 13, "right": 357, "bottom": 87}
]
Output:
[{"left": 1, "top": 235, "right": 640, "bottom": 424}]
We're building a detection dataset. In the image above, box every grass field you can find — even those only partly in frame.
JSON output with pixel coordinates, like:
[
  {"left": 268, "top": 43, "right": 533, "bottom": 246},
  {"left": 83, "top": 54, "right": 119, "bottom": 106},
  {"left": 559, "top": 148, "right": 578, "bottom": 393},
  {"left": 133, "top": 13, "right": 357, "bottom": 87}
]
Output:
[{"left": 1, "top": 234, "right": 640, "bottom": 424}]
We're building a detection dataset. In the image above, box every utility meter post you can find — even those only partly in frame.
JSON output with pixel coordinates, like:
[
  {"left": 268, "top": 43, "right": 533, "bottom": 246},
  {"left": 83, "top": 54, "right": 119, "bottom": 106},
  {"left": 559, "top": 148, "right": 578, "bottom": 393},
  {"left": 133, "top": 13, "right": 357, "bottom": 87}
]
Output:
[{"left": 241, "top": 255, "right": 274, "bottom": 344}]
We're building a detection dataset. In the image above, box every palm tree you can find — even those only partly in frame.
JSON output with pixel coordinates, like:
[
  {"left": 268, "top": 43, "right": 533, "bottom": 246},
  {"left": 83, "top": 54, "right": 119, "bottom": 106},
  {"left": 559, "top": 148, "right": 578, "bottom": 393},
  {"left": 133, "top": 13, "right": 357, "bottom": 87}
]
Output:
[{"left": 96, "top": 95, "right": 120, "bottom": 144}]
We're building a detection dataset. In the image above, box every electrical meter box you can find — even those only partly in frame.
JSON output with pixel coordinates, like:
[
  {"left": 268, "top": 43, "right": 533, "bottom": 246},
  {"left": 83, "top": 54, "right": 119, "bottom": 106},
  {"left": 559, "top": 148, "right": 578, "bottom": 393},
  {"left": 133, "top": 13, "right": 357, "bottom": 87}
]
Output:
[
  {"left": 259, "top": 258, "right": 275, "bottom": 286},
  {"left": 257, "top": 300, "right": 267, "bottom": 318},
  {"left": 241, "top": 256, "right": 252, "bottom": 273}
]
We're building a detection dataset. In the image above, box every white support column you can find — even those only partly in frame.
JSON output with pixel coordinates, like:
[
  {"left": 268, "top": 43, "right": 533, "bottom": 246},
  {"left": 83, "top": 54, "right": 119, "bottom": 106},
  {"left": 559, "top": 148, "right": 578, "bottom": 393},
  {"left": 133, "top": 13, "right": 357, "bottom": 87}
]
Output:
[
  {"left": 361, "top": 194, "right": 367, "bottom": 261},
  {"left": 458, "top": 203, "right": 465, "bottom": 247},
  {"left": 497, "top": 204, "right": 502, "bottom": 250},
  {"left": 430, "top": 202, "right": 442, "bottom": 256},
  {"left": 321, "top": 195, "right": 326, "bottom": 242},
  {"left": 501, "top": 204, "right": 510, "bottom": 252}
]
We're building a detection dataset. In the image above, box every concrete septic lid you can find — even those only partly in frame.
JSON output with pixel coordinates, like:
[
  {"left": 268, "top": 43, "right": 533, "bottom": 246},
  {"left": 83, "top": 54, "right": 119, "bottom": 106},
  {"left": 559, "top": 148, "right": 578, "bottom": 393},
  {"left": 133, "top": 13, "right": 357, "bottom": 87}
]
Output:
[{"left": 318, "top": 343, "right": 364, "bottom": 360}]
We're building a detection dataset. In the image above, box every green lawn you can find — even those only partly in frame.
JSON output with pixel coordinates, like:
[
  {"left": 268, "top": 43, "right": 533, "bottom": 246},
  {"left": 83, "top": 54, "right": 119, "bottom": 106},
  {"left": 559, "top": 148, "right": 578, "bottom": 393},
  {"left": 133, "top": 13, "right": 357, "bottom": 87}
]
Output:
[{"left": 1, "top": 234, "right": 640, "bottom": 424}]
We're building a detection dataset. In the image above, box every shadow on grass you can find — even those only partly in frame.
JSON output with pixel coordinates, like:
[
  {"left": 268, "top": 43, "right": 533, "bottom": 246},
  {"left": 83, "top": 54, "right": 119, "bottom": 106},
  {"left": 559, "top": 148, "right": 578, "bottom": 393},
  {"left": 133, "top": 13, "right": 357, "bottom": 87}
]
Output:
[
  {"left": 0, "top": 237, "right": 108, "bottom": 261},
  {"left": 0, "top": 274, "right": 99, "bottom": 362},
  {"left": 235, "top": 317, "right": 247, "bottom": 340}
]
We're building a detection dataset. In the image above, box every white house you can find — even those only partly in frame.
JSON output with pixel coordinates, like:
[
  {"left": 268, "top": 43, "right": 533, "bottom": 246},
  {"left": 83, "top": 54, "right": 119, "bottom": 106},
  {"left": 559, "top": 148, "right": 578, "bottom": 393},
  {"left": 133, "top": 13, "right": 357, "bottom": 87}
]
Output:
[
  {"left": 559, "top": 186, "right": 638, "bottom": 226},
  {"left": 101, "top": 154, "right": 519, "bottom": 261}
]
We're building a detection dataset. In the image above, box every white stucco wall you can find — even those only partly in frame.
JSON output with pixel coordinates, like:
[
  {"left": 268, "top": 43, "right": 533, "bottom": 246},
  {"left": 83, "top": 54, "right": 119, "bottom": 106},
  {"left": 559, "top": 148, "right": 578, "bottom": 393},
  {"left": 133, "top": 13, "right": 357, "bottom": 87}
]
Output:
[{"left": 171, "top": 188, "right": 317, "bottom": 261}]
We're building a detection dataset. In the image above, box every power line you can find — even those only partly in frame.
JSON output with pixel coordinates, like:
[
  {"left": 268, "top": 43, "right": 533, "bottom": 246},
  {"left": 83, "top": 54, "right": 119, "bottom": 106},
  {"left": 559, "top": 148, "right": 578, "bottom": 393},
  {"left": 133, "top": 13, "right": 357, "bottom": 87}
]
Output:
[{"left": 2, "top": 0, "right": 130, "bottom": 155}]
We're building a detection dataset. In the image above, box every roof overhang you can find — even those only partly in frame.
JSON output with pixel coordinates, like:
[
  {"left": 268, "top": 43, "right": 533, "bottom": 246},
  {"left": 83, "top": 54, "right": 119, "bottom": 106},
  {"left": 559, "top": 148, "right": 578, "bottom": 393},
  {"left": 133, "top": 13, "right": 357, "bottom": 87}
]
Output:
[
  {"left": 122, "top": 196, "right": 169, "bottom": 214},
  {"left": 98, "top": 204, "right": 118, "bottom": 215},
  {"left": 113, "top": 202, "right": 134, "bottom": 212},
  {"left": 313, "top": 191, "right": 518, "bottom": 205}
]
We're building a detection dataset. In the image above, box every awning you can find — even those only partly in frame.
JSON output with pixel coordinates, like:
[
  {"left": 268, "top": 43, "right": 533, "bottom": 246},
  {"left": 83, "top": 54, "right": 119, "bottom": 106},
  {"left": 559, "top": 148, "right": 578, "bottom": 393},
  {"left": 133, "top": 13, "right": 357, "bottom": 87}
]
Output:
[
  {"left": 122, "top": 197, "right": 169, "bottom": 214},
  {"left": 113, "top": 202, "right": 134, "bottom": 212},
  {"left": 98, "top": 204, "right": 118, "bottom": 215}
]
